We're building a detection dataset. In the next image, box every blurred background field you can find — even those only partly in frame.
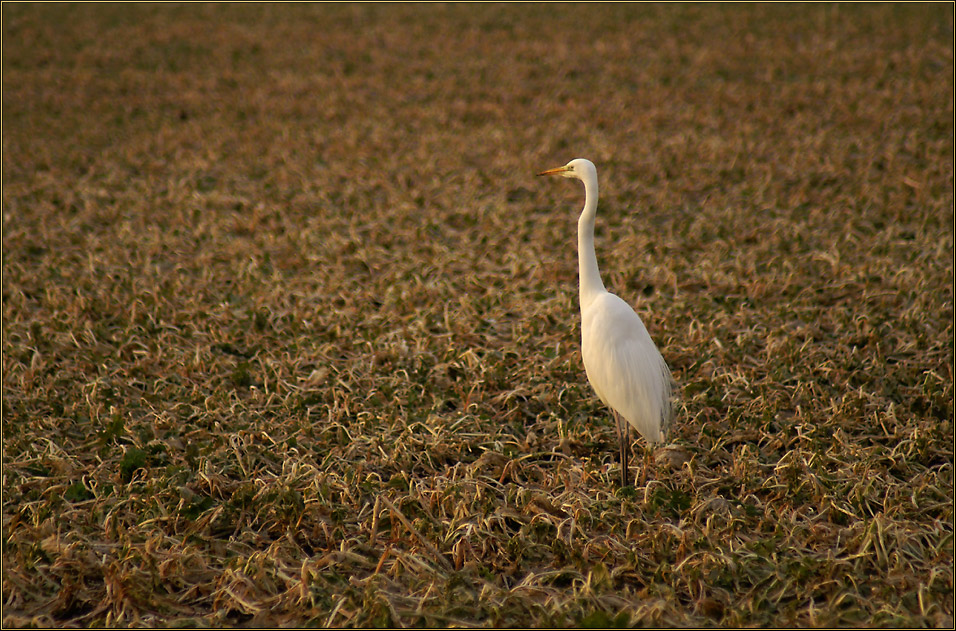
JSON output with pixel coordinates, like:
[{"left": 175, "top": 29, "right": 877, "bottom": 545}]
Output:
[{"left": 2, "top": 3, "right": 953, "bottom": 627}]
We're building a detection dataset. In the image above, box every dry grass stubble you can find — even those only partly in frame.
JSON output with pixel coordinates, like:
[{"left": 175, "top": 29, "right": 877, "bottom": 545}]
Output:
[{"left": 2, "top": 3, "right": 953, "bottom": 627}]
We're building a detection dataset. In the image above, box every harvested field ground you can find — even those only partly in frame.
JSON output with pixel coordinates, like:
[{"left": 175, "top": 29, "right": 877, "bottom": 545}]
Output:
[{"left": 2, "top": 3, "right": 954, "bottom": 628}]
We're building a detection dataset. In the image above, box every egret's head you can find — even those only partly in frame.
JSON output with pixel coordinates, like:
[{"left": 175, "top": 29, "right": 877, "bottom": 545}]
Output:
[{"left": 537, "top": 158, "right": 596, "bottom": 181}]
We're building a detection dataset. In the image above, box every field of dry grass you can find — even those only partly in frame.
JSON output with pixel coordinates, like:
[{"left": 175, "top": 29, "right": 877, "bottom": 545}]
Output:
[{"left": 2, "top": 3, "right": 953, "bottom": 627}]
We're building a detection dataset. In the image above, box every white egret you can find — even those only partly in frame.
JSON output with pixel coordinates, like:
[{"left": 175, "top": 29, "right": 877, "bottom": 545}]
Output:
[{"left": 538, "top": 158, "right": 673, "bottom": 487}]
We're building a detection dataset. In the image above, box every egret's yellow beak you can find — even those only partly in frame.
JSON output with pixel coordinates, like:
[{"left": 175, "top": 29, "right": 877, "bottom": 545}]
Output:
[{"left": 537, "top": 165, "right": 570, "bottom": 177}]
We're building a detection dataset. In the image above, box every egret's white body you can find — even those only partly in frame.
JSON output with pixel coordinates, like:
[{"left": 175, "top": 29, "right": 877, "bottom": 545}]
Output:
[{"left": 538, "top": 158, "right": 673, "bottom": 486}]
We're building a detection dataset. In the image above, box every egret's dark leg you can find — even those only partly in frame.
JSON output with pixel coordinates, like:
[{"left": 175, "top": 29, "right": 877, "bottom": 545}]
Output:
[
  {"left": 614, "top": 410, "right": 629, "bottom": 487},
  {"left": 612, "top": 410, "right": 622, "bottom": 485},
  {"left": 623, "top": 418, "right": 631, "bottom": 487}
]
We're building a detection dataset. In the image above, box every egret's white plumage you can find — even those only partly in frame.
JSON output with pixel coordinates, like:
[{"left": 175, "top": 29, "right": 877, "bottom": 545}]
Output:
[
  {"left": 538, "top": 158, "right": 673, "bottom": 486},
  {"left": 581, "top": 291, "right": 673, "bottom": 442}
]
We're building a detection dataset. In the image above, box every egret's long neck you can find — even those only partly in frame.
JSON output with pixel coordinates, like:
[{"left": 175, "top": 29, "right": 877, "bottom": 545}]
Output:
[{"left": 577, "top": 172, "right": 606, "bottom": 308}]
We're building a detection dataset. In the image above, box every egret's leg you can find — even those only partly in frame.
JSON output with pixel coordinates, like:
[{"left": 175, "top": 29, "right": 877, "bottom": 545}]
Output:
[
  {"left": 614, "top": 410, "right": 629, "bottom": 488},
  {"left": 612, "top": 410, "right": 622, "bottom": 485},
  {"left": 623, "top": 417, "right": 631, "bottom": 488}
]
